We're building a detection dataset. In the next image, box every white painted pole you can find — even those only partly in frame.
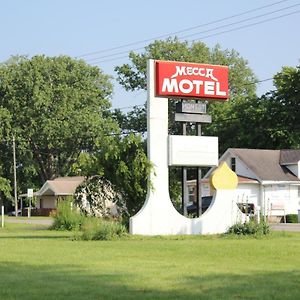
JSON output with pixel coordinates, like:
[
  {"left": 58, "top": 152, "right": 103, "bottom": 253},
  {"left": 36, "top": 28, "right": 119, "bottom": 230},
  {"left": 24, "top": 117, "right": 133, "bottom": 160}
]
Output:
[
  {"left": 28, "top": 197, "right": 31, "bottom": 218},
  {"left": 256, "top": 206, "right": 260, "bottom": 224},
  {"left": 13, "top": 135, "right": 18, "bottom": 217},
  {"left": 1, "top": 206, "right": 4, "bottom": 228}
]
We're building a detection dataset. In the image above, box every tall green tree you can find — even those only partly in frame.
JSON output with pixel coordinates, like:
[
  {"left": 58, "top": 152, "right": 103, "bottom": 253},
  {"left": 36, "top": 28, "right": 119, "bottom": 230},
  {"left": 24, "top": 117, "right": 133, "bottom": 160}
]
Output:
[
  {"left": 0, "top": 108, "right": 12, "bottom": 206},
  {"left": 70, "top": 133, "right": 151, "bottom": 216},
  {"left": 115, "top": 38, "right": 257, "bottom": 137},
  {"left": 223, "top": 65, "right": 300, "bottom": 150},
  {"left": 0, "top": 55, "right": 119, "bottom": 187},
  {"left": 115, "top": 38, "right": 256, "bottom": 97}
]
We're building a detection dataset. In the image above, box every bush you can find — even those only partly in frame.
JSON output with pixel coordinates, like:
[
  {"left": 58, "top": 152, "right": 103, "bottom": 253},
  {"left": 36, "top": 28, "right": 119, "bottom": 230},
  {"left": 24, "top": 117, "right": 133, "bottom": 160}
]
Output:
[
  {"left": 227, "top": 220, "right": 270, "bottom": 236},
  {"left": 74, "top": 176, "right": 128, "bottom": 218},
  {"left": 50, "top": 197, "right": 85, "bottom": 231},
  {"left": 81, "top": 218, "right": 127, "bottom": 240},
  {"left": 286, "top": 214, "right": 298, "bottom": 223}
]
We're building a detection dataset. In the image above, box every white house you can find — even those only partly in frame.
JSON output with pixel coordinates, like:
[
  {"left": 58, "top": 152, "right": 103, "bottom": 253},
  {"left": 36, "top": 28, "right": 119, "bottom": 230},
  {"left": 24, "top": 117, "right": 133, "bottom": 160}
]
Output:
[
  {"left": 203, "top": 149, "right": 300, "bottom": 221},
  {"left": 20, "top": 176, "right": 85, "bottom": 216}
]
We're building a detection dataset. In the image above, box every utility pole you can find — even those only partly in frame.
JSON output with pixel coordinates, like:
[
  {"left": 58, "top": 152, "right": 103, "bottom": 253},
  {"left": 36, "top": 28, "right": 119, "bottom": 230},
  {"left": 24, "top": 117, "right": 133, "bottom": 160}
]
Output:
[{"left": 13, "top": 135, "right": 18, "bottom": 217}]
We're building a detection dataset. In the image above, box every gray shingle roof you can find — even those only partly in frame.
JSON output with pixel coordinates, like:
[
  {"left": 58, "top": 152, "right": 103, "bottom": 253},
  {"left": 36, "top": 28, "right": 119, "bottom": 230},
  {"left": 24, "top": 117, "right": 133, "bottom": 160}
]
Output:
[
  {"left": 280, "top": 149, "right": 300, "bottom": 164},
  {"left": 229, "top": 148, "right": 300, "bottom": 182},
  {"left": 38, "top": 176, "right": 85, "bottom": 196}
]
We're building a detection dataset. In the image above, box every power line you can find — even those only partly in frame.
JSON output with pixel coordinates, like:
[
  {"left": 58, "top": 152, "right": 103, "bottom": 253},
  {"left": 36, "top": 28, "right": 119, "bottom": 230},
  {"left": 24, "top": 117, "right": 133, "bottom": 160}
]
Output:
[
  {"left": 181, "top": 3, "right": 300, "bottom": 40},
  {"left": 86, "top": 3, "right": 299, "bottom": 63},
  {"left": 191, "top": 9, "right": 300, "bottom": 42},
  {"left": 110, "top": 104, "right": 144, "bottom": 111},
  {"left": 90, "top": 8, "right": 300, "bottom": 65},
  {"left": 77, "top": 0, "right": 290, "bottom": 59}
]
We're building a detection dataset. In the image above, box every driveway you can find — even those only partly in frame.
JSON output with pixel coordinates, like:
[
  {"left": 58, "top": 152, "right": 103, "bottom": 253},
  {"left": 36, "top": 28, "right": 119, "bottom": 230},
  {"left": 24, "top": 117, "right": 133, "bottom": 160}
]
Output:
[
  {"left": 270, "top": 223, "right": 300, "bottom": 232},
  {"left": 4, "top": 217, "right": 53, "bottom": 226}
]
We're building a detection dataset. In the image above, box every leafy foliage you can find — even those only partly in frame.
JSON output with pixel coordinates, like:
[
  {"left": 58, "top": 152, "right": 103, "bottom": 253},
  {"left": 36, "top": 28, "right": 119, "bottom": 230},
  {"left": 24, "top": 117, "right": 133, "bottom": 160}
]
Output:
[
  {"left": 80, "top": 217, "right": 127, "bottom": 240},
  {"left": 286, "top": 214, "right": 298, "bottom": 223},
  {"left": 215, "top": 65, "right": 300, "bottom": 150},
  {"left": 114, "top": 38, "right": 258, "bottom": 153},
  {"left": 0, "top": 55, "right": 119, "bottom": 188},
  {"left": 115, "top": 38, "right": 256, "bottom": 97},
  {"left": 74, "top": 176, "right": 128, "bottom": 218},
  {"left": 115, "top": 39, "right": 300, "bottom": 152},
  {"left": 227, "top": 220, "right": 270, "bottom": 236},
  {"left": 100, "top": 134, "right": 152, "bottom": 215},
  {"left": 71, "top": 134, "right": 151, "bottom": 216},
  {"left": 50, "top": 197, "right": 85, "bottom": 231}
]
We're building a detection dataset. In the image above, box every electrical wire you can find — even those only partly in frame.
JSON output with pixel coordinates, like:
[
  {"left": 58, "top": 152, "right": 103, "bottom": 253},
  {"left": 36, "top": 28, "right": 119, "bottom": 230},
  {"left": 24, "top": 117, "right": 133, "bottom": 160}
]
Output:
[
  {"left": 77, "top": 0, "right": 291, "bottom": 59},
  {"left": 85, "top": 3, "right": 300, "bottom": 63},
  {"left": 90, "top": 8, "right": 300, "bottom": 64}
]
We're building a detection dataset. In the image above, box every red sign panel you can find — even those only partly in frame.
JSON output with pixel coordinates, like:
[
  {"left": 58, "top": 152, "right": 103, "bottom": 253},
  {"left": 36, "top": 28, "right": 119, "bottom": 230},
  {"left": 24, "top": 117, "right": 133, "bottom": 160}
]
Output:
[{"left": 155, "top": 60, "right": 229, "bottom": 100}]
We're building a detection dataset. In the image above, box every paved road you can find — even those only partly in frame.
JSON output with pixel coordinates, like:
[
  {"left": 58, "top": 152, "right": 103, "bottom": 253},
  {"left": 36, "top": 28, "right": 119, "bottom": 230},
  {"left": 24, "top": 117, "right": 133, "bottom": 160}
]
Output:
[
  {"left": 270, "top": 223, "right": 300, "bottom": 232},
  {"left": 3, "top": 217, "right": 300, "bottom": 231},
  {"left": 3, "top": 217, "right": 53, "bottom": 226}
]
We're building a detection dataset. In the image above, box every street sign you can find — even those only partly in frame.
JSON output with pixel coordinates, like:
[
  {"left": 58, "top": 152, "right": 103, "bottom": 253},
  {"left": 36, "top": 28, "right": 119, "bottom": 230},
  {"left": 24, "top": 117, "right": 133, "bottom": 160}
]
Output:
[
  {"left": 27, "top": 188, "right": 33, "bottom": 198},
  {"left": 176, "top": 102, "right": 207, "bottom": 114},
  {"left": 174, "top": 113, "right": 212, "bottom": 123}
]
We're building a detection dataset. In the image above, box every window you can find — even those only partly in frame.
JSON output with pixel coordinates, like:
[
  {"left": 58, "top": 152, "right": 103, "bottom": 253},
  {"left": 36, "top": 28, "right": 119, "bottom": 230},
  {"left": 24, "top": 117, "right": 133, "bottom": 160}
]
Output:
[
  {"left": 188, "top": 186, "right": 195, "bottom": 204},
  {"left": 231, "top": 157, "right": 236, "bottom": 172}
]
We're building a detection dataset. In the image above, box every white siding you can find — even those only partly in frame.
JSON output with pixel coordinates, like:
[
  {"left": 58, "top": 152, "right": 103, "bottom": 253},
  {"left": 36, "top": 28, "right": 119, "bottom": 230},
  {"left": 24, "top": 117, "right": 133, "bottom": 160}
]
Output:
[
  {"left": 263, "top": 184, "right": 300, "bottom": 216},
  {"left": 40, "top": 196, "right": 56, "bottom": 209},
  {"left": 234, "top": 184, "right": 260, "bottom": 208},
  {"left": 222, "top": 155, "right": 259, "bottom": 180}
]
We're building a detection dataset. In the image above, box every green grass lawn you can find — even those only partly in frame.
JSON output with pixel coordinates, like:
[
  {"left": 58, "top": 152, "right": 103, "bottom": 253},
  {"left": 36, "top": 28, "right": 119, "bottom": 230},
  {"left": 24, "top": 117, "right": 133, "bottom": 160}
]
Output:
[{"left": 0, "top": 223, "right": 299, "bottom": 300}]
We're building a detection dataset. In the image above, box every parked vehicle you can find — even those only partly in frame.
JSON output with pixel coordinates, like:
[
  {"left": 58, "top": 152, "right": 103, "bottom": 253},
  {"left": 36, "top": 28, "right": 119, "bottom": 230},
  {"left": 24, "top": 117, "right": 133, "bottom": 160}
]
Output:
[
  {"left": 187, "top": 196, "right": 213, "bottom": 215},
  {"left": 237, "top": 203, "right": 255, "bottom": 215},
  {"left": 7, "top": 210, "right": 22, "bottom": 216}
]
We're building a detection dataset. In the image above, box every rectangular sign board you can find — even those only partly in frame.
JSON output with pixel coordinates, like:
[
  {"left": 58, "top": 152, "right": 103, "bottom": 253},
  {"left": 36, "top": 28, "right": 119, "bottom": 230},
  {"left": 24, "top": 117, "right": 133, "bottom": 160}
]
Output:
[
  {"left": 27, "top": 188, "right": 34, "bottom": 198},
  {"left": 176, "top": 102, "right": 207, "bottom": 114},
  {"left": 168, "top": 135, "right": 218, "bottom": 167},
  {"left": 174, "top": 113, "right": 212, "bottom": 123},
  {"left": 156, "top": 60, "right": 228, "bottom": 100}
]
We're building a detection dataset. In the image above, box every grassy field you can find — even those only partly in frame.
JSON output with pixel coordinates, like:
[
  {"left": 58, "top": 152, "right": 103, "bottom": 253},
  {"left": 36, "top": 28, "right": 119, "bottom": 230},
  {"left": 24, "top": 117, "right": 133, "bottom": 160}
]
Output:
[{"left": 0, "top": 223, "right": 299, "bottom": 300}]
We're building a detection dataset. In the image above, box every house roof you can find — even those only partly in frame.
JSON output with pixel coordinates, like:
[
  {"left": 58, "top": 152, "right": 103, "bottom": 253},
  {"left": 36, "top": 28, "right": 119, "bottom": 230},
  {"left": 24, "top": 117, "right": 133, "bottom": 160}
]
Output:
[
  {"left": 229, "top": 148, "right": 300, "bottom": 182},
  {"left": 38, "top": 176, "right": 85, "bottom": 196},
  {"left": 280, "top": 149, "right": 300, "bottom": 165}
]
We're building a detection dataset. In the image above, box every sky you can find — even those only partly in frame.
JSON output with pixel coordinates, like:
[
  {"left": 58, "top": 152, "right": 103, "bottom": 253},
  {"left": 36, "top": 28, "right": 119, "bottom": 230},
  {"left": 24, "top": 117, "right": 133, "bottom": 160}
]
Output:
[{"left": 1, "top": 0, "right": 300, "bottom": 110}]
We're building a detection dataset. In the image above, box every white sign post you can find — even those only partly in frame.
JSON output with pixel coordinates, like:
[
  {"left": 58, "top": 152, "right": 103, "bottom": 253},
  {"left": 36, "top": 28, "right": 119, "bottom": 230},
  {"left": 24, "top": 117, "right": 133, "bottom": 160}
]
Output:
[
  {"left": 129, "top": 59, "right": 246, "bottom": 235},
  {"left": 27, "top": 188, "right": 33, "bottom": 218},
  {"left": 1, "top": 206, "right": 4, "bottom": 228},
  {"left": 129, "top": 60, "right": 220, "bottom": 235}
]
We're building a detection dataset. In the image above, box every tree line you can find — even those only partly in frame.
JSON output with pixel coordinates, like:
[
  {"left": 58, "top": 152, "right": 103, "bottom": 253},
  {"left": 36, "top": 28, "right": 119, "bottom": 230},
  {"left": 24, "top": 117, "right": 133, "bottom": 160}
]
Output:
[{"left": 0, "top": 38, "right": 299, "bottom": 213}]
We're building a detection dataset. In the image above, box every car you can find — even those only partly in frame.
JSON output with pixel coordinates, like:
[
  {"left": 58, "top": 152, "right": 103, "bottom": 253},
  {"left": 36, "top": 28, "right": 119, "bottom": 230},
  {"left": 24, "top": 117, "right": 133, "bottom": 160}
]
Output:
[
  {"left": 7, "top": 209, "right": 22, "bottom": 216},
  {"left": 187, "top": 196, "right": 213, "bottom": 215},
  {"left": 237, "top": 203, "right": 255, "bottom": 215}
]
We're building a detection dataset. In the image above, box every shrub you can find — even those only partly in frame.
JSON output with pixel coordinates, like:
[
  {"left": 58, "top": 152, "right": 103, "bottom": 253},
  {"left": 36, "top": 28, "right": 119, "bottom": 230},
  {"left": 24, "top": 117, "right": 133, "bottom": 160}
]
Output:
[
  {"left": 286, "top": 214, "right": 298, "bottom": 223},
  {"left": 227, "top": 220, "right": 270, "bottom": 236},
  {"left": 81, "top": 218, "right": 127, "bottom": 240},
  {"left": 74, "top": 176, "right": 128, "bottom": 218},
  {"left": 50, "top": 197, "right": 85, "bottom": 231}
]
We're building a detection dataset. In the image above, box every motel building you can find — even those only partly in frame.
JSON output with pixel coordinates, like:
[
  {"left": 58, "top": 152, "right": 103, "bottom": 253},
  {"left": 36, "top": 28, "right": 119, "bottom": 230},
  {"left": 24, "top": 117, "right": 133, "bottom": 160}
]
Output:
[{"left": 187, "top": 148, "right": 300, "bottom": 222}]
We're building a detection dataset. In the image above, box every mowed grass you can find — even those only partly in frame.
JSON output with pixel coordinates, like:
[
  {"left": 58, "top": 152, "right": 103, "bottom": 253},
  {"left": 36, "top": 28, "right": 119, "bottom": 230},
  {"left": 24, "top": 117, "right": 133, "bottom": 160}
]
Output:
[{"left": 0, "top": 223, "right": 299, "bottom": 300}]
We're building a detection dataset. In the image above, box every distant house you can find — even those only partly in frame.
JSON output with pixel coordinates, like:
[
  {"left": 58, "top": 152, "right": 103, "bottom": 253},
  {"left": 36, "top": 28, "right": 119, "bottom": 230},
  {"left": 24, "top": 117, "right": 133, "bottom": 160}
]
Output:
[
  {"left": 189, "top": 149, "right": 300, "bottom": 221},
  {"left": 26, "top": 176, "right": 85, "bottom": 215}
]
